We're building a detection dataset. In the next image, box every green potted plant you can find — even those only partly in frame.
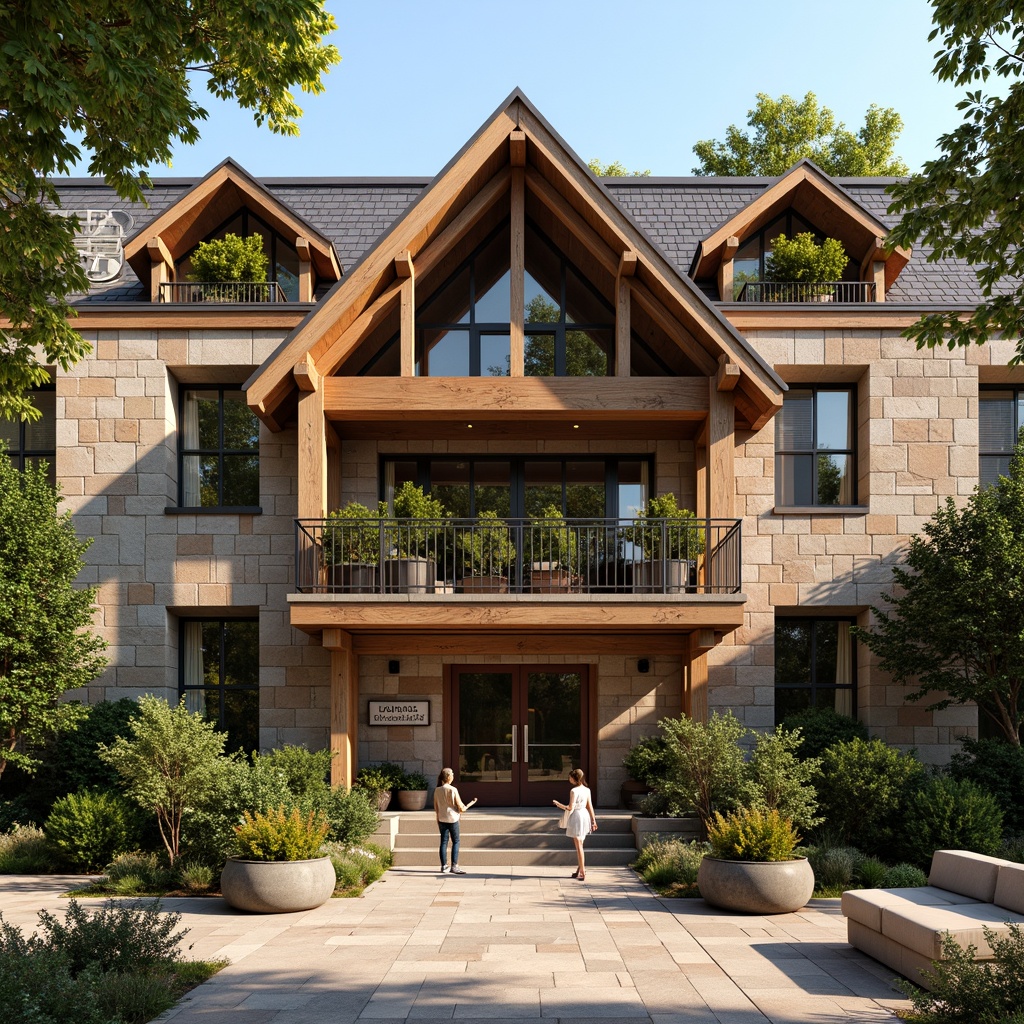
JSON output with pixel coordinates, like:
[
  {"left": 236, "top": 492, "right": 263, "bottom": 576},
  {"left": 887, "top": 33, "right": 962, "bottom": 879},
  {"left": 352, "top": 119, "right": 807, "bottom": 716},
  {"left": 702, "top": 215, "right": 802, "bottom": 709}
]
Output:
[
  {"left": 621, "top": 735, "right": 671, "bottom": 809},
  {"left": 355, "top": 761, "right": 405, "bottom": 811},
  {"left": 220, "top": 805, "right": 335, "bottom": 913},
  {"left": 629, "top": 493, "right": 704, "bottom": 593},
  {"left": 696, "top": 806, "right": 814, "bottom": 914},
  {"left": 529, "top": 504, "right": 577, "bottom": 593},
  {"left": 457, "top": 509, "right": 517, "bottom": 593},
  {"left": 384, "top": 482, "right": 449, "bottom": 593},
  {"left": 323, "top": 500, "right": 384, "bottom": 593},
  {"left": 763, "top": 232, "right": 849, "bottom": 302},
  {"left": 188, "top": 232, "right": 270, "bottom": 302},
  {"left": 396, "top": 770, "right": 429, "bottom": 811}
]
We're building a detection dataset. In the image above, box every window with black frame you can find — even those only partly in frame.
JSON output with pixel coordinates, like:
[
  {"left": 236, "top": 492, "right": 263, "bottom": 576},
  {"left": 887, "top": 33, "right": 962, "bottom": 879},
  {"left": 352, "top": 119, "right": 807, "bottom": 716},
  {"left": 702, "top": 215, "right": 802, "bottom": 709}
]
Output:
[
  {"left": 180, "top": 618, "right": 259, "bottom": 753},
  {"left": 178, "top": 386, "right": 260, "bottom": 508},
  {"left": 0, "top": 385, "right": 56, "bottom": 486},
  {"left": 774, "top": 617, "right": 856, "bottom": 725},
  {"left": 979, "top": 388, "right": 1024, "bottom": 488},
  {"left": 775, "top": 386, "right": 856, "bottom": 507}
]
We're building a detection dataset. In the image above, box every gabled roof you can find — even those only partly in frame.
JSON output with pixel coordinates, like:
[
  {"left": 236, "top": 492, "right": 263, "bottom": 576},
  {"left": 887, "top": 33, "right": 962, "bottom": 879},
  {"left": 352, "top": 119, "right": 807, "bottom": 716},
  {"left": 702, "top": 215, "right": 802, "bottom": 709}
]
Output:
[
  {"left": 245, "top": 89, "right": 785, "bottom": 431},
  {"left": 689, "top": 159, "right": 910, "bottom": 290},
  {"left": 122, "top": 158, "right": 341, "bottom": 282}
]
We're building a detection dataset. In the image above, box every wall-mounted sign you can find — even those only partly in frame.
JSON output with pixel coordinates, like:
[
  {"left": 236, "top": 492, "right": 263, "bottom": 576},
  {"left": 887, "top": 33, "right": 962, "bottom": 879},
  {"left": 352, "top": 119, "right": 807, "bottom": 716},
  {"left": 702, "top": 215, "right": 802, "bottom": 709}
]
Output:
[{"left": 368, "top": 700, "right": 430, "bottom": 726}]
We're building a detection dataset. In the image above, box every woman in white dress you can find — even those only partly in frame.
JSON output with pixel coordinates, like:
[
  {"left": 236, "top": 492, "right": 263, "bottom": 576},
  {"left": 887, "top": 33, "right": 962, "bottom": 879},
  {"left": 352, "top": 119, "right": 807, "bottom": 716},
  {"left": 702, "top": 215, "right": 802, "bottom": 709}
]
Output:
[{"left": 552, "top": 768, "right": 597, "bottom": 881}]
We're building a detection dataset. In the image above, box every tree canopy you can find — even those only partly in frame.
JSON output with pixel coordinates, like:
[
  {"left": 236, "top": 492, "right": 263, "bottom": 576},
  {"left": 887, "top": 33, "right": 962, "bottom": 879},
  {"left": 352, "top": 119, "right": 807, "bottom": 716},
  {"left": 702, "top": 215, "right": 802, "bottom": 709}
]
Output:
[
  {"left": 0, "top": 449, "right": 107, "bottom": 782},
  {"left": 587, "top": 159, "right": 651, "bottom": 177},
  {"left": 855, "top": 434, "right": 1024, "bottom": 745},
  {"left": 0, "top": 1, "right": 340, "bottom": 421},
  {"left": 692, "top": 91, "right": 909, "bottom": 177},
  {"left": 886, "top": 1, "right": 1024, "bottom": 363}
]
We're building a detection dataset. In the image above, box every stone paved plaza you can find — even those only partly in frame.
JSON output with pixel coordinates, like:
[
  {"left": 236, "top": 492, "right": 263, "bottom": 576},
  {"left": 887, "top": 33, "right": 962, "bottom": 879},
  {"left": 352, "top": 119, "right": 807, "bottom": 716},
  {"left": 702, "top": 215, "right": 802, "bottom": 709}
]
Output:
[{"left": 0, "top": 866, "right": 912, "bottom": 1023}]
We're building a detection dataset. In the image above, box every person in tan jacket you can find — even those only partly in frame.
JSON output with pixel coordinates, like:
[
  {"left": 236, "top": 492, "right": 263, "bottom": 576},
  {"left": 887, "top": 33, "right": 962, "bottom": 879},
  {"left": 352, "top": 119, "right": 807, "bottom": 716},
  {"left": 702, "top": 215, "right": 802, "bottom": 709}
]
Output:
[{"left": 433, "top": 768, "right": 476, "bottom": 874}]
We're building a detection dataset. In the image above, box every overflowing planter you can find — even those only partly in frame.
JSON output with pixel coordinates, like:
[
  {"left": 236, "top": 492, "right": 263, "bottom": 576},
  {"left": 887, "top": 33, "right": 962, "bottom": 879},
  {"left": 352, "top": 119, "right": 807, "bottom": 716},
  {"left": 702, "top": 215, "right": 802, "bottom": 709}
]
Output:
[
  {"left": 220, "top": 855, "right": 336, "bottom": 913},
  {"left": 696, "top": 856, "right": 814, "bottom": 914}
]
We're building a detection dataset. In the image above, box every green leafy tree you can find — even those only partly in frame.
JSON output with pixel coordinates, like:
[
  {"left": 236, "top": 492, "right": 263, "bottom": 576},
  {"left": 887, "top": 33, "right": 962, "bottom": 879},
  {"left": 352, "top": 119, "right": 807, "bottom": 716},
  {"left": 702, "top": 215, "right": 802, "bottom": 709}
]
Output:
[
  {"left": 887, "top": 2, "right": 1024, "bottom": 363},
  {"left": 855, "top": 434, "right": 1024, "bottom": 745},
  {"left": 0, "top": 1, "right": 340, "bottom": 421},
  {"left": 0, "top": 451, "right": 107, "bottom": 783},
  {"left": 99, "top": 696, "right": 235, "bottom": 864},
  {"left": 692, "top": 91, "right": 908, "bottom": 176},
  {"left": 746, "top": 727, "right": 822, "bottom": 832},
  {"left": 587, "top": 159, "right": 651, "bottom": 177},
  {"left": 763, "top": 233, "right": 849, "bottom": 284},
  {"left": 188, "top": 233, "right": 270, "bottom": 283}
]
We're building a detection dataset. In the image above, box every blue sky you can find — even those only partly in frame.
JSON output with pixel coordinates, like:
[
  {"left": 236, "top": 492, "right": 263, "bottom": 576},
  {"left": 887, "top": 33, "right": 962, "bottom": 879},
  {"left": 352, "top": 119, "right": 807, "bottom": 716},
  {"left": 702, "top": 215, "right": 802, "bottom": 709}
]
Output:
[{"left": 137, "top": 0, "right": 962, "bottom": 180}]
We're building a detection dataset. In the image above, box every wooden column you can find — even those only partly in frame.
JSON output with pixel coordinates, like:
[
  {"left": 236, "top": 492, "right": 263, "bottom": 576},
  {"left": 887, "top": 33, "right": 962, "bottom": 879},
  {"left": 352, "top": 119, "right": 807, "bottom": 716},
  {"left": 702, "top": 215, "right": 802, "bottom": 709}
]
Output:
[
  {"left": 146, "top": 236, "right": 174, "bottom": 302},
  {"left": 707, "top": 369, "right": 735, "bottom": 595},
  {"left": 396, "top": 252, "right": 415, "bottom": 377},
  {"left": 325, "top": 629, "right": 358, "bottom": 789},
  {"left": 615, "top": 251, "right": 636, "bottom": 377},
  {"left": 872, "top": 260, "right": 886, "bottom": 302},
  {"left": 296, "top": 368, "right": 326, "bottom": 522},
  {"left": 296, "top": 237, "right": 313, "bottom": 302},
  {"left": 716, "top": 236, "right": 739, "bottom": 301},
  {"left": 687, "top": 631, "right": 710, "bottom": 722},
  {"left": 509, "top": 131, "right": 526, "bottom": 377}
]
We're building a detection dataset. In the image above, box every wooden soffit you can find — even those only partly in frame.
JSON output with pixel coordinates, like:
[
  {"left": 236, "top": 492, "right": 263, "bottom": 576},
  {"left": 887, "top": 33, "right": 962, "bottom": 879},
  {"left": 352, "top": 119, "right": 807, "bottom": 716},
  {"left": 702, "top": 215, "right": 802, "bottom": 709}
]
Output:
[
  {"left": 244, "top": 88, "right": 785, "bottom": 432},
  {"left": 690, "top": 160, "right": 911, "bottom": 290},
  {"left": 123, "top": 158, "right": 341, "bottom": 282}
]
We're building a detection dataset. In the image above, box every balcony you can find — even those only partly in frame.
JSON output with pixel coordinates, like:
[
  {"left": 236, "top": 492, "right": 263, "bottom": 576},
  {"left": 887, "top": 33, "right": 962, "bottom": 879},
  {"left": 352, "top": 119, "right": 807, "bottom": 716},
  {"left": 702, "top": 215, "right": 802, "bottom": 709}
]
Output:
[
  {"left": 158, "top": 281, "right": 289, "bottom": 303},
  {"left": 295, "top": 516, "right": 742, "bottom": 596},
  {"left": 737, "top": 281, "right": 875, "bottom": 303}
]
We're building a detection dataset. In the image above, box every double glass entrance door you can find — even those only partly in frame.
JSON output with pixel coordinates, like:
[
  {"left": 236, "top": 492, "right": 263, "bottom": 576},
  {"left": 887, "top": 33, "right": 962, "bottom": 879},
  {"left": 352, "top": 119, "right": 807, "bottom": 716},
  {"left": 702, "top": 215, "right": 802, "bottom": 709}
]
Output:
[{"left": 450, "top": 666, "right": 588, "bottom": 806}]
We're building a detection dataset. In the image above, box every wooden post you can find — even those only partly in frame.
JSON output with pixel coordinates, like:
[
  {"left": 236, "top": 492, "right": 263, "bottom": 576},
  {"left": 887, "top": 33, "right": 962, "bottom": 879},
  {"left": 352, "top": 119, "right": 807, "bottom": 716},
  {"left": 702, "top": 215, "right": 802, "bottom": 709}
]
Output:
[
  {"left": 296, "top": 237, "right": 313, "bottom": 302},
  {"left": 707, "top": 379, "right": 734, "bottom": 594},
  {"left": 325, "top": 629, "right": 357, "bottom": 789},
  {"left": 510, "top": 147, "right": 525, "bottom": 376},
  {"left": 297, "top": 386, "right": 327, "bottom": 522},
  {"left": 687, "top": 631, "right": 709, "bottom": 722},
  {"left": 717, "top": 236, "right": 739, "bottom": 301},
  {"left": 615, "top": 251, "right": 636, "bottom": 378},
  {"left": 146, "top": 237, "right": 174, "bottom": 302},
  {"left": 872, "top": 260, "right": 886, "bottom": 303},
  {"left": 396, "top": 252, "right": 415, "bottom": 376}
]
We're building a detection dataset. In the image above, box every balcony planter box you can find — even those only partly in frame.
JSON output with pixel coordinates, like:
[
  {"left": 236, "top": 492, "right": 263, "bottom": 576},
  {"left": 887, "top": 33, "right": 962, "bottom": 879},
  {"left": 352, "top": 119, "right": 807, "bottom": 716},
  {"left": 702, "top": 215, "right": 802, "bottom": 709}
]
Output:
[
  {"left": 696, "top": 856, "right": 814, "bottom": 914},
  {"left": 458, "top": 575, "right": 509, "bottom": 594},
  {"left": 339, "top": 562, "right": 378, "bottom": 594},
  {"left": 633, "top": 558, "right": 695, "bottom": 594},
  {"left": 383, "top": 556, "right": 435, "bottom": 594},
  {"left": 530, "top": 563, "right": 572, "bottom": 593},
  {"left": 220, "top": 856, "right": 336, "bottom": 914}
]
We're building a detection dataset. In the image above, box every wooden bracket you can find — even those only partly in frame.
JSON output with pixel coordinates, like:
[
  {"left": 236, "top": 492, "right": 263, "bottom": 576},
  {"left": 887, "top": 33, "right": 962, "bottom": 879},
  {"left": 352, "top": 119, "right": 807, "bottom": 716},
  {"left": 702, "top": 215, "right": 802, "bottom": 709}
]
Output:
[
  {"left": 716, "top": 355, "right": 740, "bottom": 392},
  {"left": 618, "top": 250, "right": 638, "bottom": 277},
  {"left": 394, "top": 251, "right": 414, "bottom": 278},
  {"left": 295, "top": 236, "right": 312, "bottom": 262},
  {"left": 323, "top": 628, "right": 352, "bottom": 651},
  {"left": 510, "top": 130, "right": 526, "bottom": 167},
  {"left": 692, "top": 628, "right": 716, "bottom": 651},
  {"left": 294, "top": 360, "right": 321, "bottom": 393},
  {"left": 860, "top": 237, "right": 885, "bottom": 279},
  {"left": 722, "top": 235, "right": 740, "bottom": 262},
  {"left": 146, "top": 236, "right": 174, "bottom": 265},
  {"left": 256, "top": 400, "right": 283, "bottom": 433}
]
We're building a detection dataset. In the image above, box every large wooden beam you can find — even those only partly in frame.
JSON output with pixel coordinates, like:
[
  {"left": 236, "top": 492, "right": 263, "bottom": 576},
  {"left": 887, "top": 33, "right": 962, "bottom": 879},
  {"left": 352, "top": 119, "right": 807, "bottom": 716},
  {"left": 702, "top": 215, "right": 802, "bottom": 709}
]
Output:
[
  {"left": 687, "top": 632, "right": 709, "bottom": 722},
  {"left": 615, "top": 251, "right": 636, "bottom": 379},
  {"left": 294, "top": 360, "right": 321, "bottom": 393},
  {"left": 314, "top": 281, "right": 403, "bottom": 379},
  {"left": 707, "top": 379, "right": 734, "bottom": 518},
  {"left": 325, "top": 630, "right": 358, "bottom": 790},
  {"left": 351, "top": 633, "right": 688, "bottom": 655},
  {"left": 397, "top": 252, "right": 415, "bottom": 377},
  {"left": 323, "top": 375, "right": 709, "bottom": 421},
  {"left": 510, "top": 166, "right": 525, "bottom": 376},
  {"left": 297, "top": 387, "right": 327, "bottom": 521}
]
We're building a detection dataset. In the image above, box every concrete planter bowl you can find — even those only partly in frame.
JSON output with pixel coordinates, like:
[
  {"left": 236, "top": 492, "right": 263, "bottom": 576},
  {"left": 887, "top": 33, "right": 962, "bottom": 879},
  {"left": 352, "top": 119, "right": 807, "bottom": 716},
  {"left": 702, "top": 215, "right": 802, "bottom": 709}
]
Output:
[
  {"left": 221, "top": 856, "right": 336, "bottom": 913},
  {"left": 697, "top": 856, "right": 814, "bottom": 915}
]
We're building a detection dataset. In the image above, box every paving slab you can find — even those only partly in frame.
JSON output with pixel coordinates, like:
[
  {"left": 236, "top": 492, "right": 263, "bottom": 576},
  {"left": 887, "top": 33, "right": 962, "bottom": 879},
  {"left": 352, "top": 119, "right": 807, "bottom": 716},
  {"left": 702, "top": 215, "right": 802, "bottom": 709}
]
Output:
[{"left": 0, "top": 869, "right": 911, "bottom": 1023}]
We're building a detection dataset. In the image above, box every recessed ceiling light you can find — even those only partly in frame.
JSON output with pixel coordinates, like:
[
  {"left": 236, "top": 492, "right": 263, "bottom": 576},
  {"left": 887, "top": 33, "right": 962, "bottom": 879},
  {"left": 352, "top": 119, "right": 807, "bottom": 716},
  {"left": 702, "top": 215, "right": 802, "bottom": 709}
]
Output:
[
  {"left": 572, "top": 424, "right": 580, "bottom": 429},
  {"left": 467, "top": 423, "right": 473, "bottom": 429}
]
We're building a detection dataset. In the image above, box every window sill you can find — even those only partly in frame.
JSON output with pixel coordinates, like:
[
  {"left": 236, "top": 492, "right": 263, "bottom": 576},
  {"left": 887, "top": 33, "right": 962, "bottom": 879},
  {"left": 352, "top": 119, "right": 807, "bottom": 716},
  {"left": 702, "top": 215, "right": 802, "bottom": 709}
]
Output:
[
  {"left": 165, "top": 506, "right": 263, "bottom": 515},
  {"left": 773, "top": 505, "right": 868, "bottom": 516}
]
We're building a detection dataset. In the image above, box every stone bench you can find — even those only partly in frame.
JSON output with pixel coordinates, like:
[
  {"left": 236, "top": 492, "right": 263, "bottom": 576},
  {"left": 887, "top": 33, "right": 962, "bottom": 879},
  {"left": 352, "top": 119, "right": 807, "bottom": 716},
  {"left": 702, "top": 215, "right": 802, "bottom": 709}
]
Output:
[{"left": 842, "top": 850, "right": 1024, "bottom": 989}]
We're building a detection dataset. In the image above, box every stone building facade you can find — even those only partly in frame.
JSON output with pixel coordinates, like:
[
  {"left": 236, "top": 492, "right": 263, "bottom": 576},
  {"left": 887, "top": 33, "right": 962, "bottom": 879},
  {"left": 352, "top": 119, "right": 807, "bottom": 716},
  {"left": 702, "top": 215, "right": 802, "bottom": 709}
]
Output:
[{"left": 36, "top": 91, "right": 1014, "bottom": 805}]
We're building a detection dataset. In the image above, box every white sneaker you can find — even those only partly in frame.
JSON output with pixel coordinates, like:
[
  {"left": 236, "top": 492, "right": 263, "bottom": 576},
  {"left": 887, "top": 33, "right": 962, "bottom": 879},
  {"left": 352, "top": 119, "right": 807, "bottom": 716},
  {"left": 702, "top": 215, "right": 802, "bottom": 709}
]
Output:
[
  {"left": 451, "top": 866, "right": 466, "bottom": 874},
  {"left": 440, "top": 865, "right": 450, "bottom": 872}
]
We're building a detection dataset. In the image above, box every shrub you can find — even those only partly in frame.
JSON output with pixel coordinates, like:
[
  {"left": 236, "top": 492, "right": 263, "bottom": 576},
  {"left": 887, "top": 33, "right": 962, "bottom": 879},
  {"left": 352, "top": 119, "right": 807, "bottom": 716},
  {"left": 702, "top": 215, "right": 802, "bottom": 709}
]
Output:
[
  {"left": 175, "top": 858, "right": 215, "bottom": 893},
  {"left": 779, "top": 706, "right": 869, "bottom": 759},
  {"left": 1001, "top": 835, "right": 1024, "bottom": 864},
  {"left": 44, "top": 789, "right": 143, "bottom": 871},
  {"left": 814, "top": 738, "right": 926, "bottom": 856},
  {"left": 0, "top": 823, "right": 53, "bottom": 873},
  {"left": 949, "top": 737, "right": 1024, "bottom": 836},
  {"left": 856, "top": 855, "right": 889, "bottom": 889},
  {"left": 260, "top": 745, "right": 334, "bottom": 805},
  {"left": 323, "top": 786, "right": 379, "bottom": 846},
  {"left": 656, "top": 711, "right": 753, "bottom": 831},
  {"left": 92, "top": 971, "right": 178, "bottom": 1024},
  {"left": 746, "top": 727, "right": 822, "bottom": 832},
  {"left": 707, "top": 807, "right": 800, "bottom": 862},
  {"left": 805, "top": 844, "right": 859, "bottom": 889},
  {"left": 623, "top": 735, "right": 672, "bottom": 788},
  {"left": 324, "top": 841, "right": 392, "bottom": 896},
  {"left": 882, "top": 862, "right": 928, "bottom": 888},
  {"left": 355, "top": 762, "right": 405, "bottom": 797},
  {"left": 633, "top": 838, "right": 708, "bottom": 897},
  {"left": 233, "top": 806, "right": 329, "bottom": 861},
  {"left": 103, "top": 851, "right": 174, "bottom": 893},
  {"left": 36, "top": 898, "right": 187, "bottom": 975},
  {"left": 399, "top": 771, "right": 428, "bottom": 791},
  {"left": 764, "top": 232, "right": 849, "bottom": 284},
  {"left": 898, "top": 924, "right": 1024, "bottom": 1024},
  {"left": 188, "top": 233, "right": 268, "bottom": 284},
  {"left": 894, "top": 776, "right": 1004, "bottom": 869}
]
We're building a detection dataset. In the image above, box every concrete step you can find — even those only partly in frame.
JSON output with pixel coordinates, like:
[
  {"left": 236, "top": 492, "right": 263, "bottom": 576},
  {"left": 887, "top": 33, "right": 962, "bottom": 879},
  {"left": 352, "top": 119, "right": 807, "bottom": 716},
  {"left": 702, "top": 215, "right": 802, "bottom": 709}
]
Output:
[
  {"left": 395, "top": 830, "right": 633, "bottom": 850},
  {"left": 391, "top": 847, "right": 636, "bottom": 868},
  {"left": 382, "top": 809, "right": 635, "bottom": 836}
]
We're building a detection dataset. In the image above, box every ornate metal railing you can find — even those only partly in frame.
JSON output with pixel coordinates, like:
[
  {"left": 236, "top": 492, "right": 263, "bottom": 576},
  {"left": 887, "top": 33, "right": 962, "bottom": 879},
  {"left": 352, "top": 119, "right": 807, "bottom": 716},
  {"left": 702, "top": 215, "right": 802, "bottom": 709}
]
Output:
[
  {"left": 158, "top": 281, "right": 288, "bottom": 303},
  {"left": 737, "top": 281, "right": 876, "bottom": 303},
  {"left": 295, "top": 516, "right": 742, "bottom": 595}
]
